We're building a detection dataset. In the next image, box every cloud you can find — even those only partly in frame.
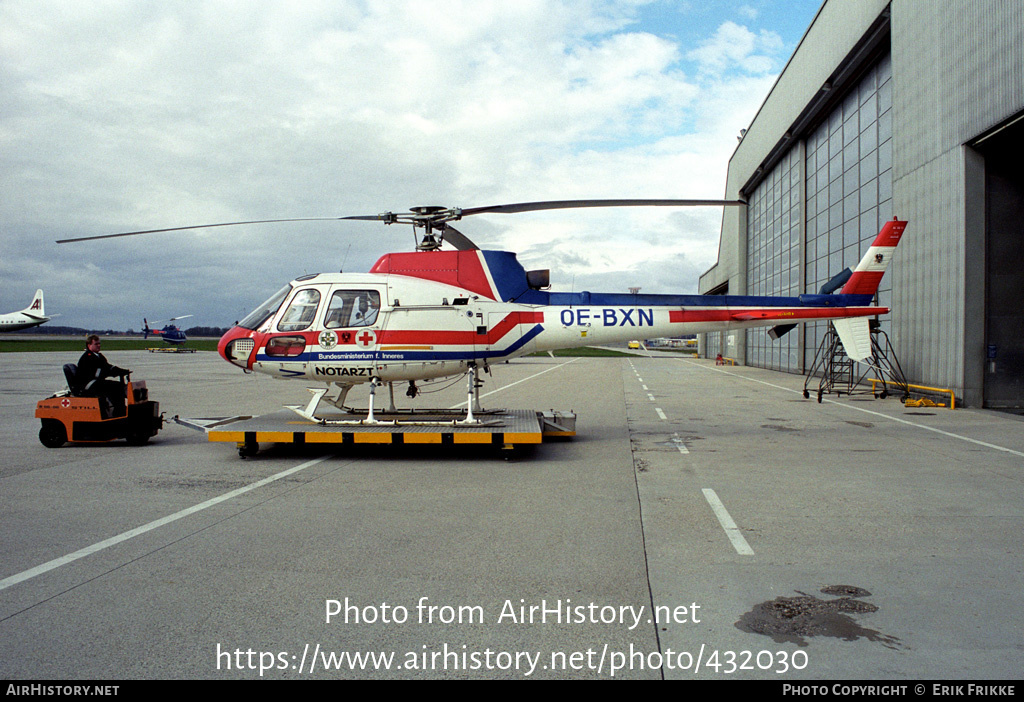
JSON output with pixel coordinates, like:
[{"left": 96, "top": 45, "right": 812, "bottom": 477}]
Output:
[
  {"left": 0, "top": 1, "right": 794, "bottom": 330},
  {"left": 686, "top": 20, "right": 784, "bottom": 76}
]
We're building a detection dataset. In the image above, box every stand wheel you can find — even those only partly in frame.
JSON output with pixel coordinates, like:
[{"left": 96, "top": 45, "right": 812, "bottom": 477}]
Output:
[
  {"left": 238, "top": 441, "right": 259, "bottom": 458},
  {"left": 802, "top": 389, "right": 810, "bottom": 399},
  {"left": 816, "top": 391, "right": 823, "bottom": 404}
]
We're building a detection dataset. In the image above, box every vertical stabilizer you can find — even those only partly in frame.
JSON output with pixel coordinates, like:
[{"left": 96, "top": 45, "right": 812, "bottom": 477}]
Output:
[
  {"left": 25, "top": 290, "right": 45, "bottom": 317},
  {"left": 840, "top": 219, "right": 907, "bottom": 296}
]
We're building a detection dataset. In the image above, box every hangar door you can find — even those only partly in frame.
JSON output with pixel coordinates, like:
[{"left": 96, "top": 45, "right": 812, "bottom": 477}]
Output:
[{"left": 981, "top": 121, "right": 1024, "bottom": 409}]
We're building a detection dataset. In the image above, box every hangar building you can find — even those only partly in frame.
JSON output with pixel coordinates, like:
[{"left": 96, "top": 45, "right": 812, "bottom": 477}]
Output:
[{"left": 698, "top": 0, "right": 1023, "bottom": 409}]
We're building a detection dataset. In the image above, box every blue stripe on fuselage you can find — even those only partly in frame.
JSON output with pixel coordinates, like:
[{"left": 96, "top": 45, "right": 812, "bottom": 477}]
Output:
[
  {"left": 479, "top": 249, "right": 874, "bottom": 308},
  {"left": 511, "top": 290, "right": 875, "bottom": 308}
]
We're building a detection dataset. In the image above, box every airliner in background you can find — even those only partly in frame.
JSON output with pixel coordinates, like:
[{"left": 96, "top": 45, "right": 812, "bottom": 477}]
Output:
[{"left": 0, "top": 290, "right": 52, "bottom": 332}]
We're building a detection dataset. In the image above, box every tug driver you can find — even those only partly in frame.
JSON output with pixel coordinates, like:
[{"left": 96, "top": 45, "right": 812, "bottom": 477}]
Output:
[{"left": 77, "top": 334, "right": 130, "bottom": 416}]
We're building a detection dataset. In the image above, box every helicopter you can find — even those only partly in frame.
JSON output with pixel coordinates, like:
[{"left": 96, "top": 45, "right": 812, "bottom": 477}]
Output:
[
  {"left": 60, "top": 200, "right": 906, "bottom": 423},
  {"left": 143, "top": 315, "right": 193, "bottom": 345}
]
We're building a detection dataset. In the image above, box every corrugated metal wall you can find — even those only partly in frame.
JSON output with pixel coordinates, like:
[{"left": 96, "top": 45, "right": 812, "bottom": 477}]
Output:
[
  {"left": 891, "top": 0, "right": 1024, "bottom": 403},
  {"left": 706, "top": 0, "right": 1024, "bottom": 406}
]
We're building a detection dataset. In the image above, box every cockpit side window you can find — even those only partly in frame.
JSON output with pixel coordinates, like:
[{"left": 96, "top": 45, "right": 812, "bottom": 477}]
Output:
[
  {"left": 238, "top": 285, "right": 291, "bottom": 331},
  {"left": 278, "top": 288, "right": 321, "bottom": 332},
  {"left": 324, "top": 290, "right": 381, "bottom": 329}
]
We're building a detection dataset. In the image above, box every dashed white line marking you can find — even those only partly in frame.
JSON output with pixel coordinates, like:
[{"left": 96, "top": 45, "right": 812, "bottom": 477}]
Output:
[
  {"left": 702, "top": 488, "right": 754, "bottom": 555},
  {"left": 672, "top": 432, "right": 689, "bottom": 454},
  {"left": 655, "top": 408, "right": 667, "bottom": 421}
]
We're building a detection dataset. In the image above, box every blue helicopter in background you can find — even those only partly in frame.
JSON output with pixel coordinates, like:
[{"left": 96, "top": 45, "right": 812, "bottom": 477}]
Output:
[{"left": 143, "top": 315, "right": 192, "bottom": 345}]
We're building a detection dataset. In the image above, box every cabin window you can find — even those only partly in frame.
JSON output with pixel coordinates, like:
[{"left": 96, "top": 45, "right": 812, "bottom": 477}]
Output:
[
  {"left": 265, "top": 335, "right": 307, "bottom": 357},
  {"left": 278, "top": 288, "right": 321, "bottom": 332},
  {"left": 324, "top": 290, "right": 381, "bottom": 328}
]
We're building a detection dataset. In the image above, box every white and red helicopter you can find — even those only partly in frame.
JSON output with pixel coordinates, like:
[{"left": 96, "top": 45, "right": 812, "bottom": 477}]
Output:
[{"left": 61, "top": 200, "right": 906, "bottom": 423}]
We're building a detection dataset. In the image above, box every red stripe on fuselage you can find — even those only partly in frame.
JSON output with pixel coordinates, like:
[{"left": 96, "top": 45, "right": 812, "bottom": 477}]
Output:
[
  {"left": 379, "top": 311, "right": 544, "bottom": 346},
  {"left": 668, "top": 308, "right": 886, "bottom": 323}
]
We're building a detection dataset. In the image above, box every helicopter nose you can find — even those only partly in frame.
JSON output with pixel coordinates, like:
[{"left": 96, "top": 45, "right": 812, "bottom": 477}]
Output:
[{"left": 218, "top": 326, "right": 256, "bottom": 369}]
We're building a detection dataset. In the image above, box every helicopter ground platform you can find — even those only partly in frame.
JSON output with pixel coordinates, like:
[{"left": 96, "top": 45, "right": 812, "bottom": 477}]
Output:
[
  {"left": 177, "top": 408, "right": 576, "bottom": 457},
  {"left": 147, "top": 346, "right": 197, "bottom": 353}
]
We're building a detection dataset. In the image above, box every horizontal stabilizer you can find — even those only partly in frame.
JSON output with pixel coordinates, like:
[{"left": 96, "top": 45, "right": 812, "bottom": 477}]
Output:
[
  {"left": 820, "top": 268, "right": 852, "bottom": 294},
  {"left": 832, "top": 318, "right": 872, "bottom": 362}
]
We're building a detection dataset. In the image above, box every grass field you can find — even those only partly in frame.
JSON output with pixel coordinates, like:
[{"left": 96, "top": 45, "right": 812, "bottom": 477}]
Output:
[
  {"left": 1, "top": 339, "right": 638, "bottom": 357},
  {"left": 0, "top": 338, "right": 220, "bottom": 353}
]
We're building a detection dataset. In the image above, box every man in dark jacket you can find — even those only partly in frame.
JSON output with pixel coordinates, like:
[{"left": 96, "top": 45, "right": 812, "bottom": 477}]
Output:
[{"left": 77, "top": 335, "right": 130, "bottom": 416}]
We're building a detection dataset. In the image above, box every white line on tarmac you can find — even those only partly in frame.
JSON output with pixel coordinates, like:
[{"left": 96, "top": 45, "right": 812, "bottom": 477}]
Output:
[
  {"left": 0, "top": 455, "right": 333, "bottom": 592},
  {"left": 681, "top": 359, "right": 1024, "bottom": 459},
  {"left": 655, "top": 408, "right": 667, "bottom": 421},
  {"left": 452, "top": 358, "right": 579, "bottom": 407},
  {"left": 702, "top": 488, "right": 754, "bottom": 556},
  {"left": 3, "top": 359, "right": 583, "bottom": 594},
  {"left": 672, "top": 432, "right": 689, "bottom": 455}
]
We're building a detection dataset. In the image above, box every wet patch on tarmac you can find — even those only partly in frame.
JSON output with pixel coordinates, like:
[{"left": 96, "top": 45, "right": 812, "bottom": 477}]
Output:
[
  {"left": 845, "top": 421, "right": 874, "bottom": 428},
  {"left": 736, "top": 586, "right": 902, "bottom": 649},
  {"left": 761, "top": 424, "right": 799, "bottom": 432},
  {"left": 139, "top": 476, "right": 260, "bottom": 491}
]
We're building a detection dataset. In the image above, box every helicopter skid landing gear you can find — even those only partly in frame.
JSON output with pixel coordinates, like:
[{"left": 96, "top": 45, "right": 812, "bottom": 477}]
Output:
[
  {"left": 286, "top": 381, "right": 397, "bottom": 426},
  {"left": 460, "top": 365, "right": 483, "bottom": 426},
  {"left": 282, "top": 367, "right": 494, "bottom": 427}
]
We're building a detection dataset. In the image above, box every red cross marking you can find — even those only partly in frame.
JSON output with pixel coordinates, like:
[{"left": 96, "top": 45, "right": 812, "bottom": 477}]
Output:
[{"left": 357, "top": 330, "right": 376, "bottom": 347}]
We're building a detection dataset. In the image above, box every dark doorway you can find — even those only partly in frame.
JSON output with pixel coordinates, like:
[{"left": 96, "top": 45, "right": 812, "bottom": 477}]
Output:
[{"left": 979, "top": 118, "right": 1024, "bottom": 408}]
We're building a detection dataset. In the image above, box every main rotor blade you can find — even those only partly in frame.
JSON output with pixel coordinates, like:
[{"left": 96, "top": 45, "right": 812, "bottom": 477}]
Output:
[
  {"left": 56, "top": 218, "right": 344, "bottom": 243},
  {"left": 459, "top": 199, "right": 746, "bottom": 217},
  {"left": 440, "top": 224, "right": 478, "bottom": 251}
]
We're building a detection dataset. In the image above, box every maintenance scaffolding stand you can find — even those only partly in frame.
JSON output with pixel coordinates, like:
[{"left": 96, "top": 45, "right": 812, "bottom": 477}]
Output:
[{"left": 803, "top": 320, "right": 909, "bottom": 403}]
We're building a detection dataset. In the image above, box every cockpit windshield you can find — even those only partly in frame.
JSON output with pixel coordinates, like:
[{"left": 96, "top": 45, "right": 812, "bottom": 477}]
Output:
[{"left": 237, "top": 284, "right": 291, "bottom": 331}]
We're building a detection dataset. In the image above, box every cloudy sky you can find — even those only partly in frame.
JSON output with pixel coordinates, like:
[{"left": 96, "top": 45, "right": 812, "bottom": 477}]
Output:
[{"left": 1, "top": 0, "right": 821, "bottom": 332}]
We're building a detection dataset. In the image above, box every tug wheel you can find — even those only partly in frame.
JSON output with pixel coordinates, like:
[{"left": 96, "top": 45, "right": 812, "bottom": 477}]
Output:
[
  {"left": 39, "top": 420, "right": 67, "bottom": 448},
  {"left": 126, "top": 432, "right": 151, "bottom": 446}
]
